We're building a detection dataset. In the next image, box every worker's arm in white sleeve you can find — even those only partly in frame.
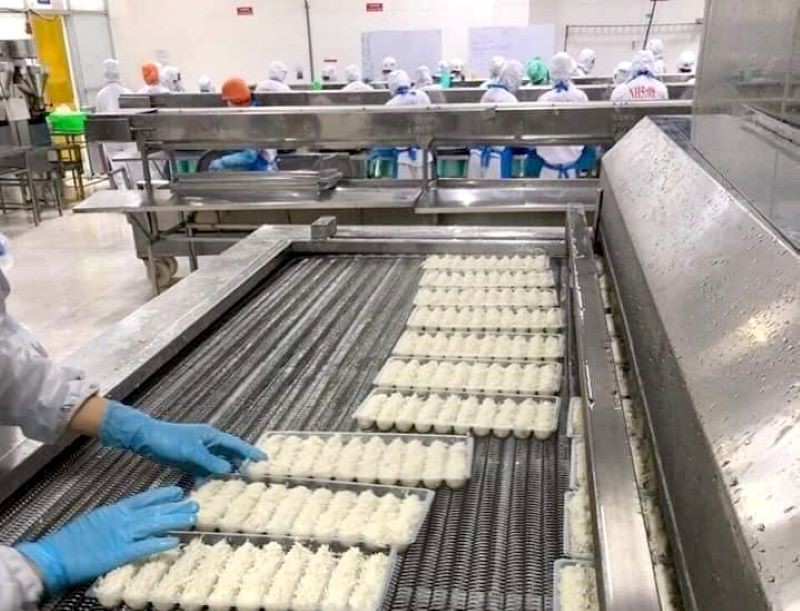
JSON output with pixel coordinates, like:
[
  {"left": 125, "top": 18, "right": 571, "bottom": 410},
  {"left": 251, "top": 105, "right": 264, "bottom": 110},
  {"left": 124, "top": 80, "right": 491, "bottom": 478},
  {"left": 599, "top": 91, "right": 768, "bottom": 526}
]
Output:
[
  {"left": 0, "top": 272, "right": 98, "bottom": 443},
  {"left": 0, "top": 547, "right": 43, "bottom": 611}
]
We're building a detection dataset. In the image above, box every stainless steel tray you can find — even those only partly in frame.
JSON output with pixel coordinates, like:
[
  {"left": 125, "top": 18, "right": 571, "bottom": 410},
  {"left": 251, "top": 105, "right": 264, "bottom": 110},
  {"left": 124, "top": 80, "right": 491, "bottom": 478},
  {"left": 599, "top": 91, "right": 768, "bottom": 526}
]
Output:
[
  {"left": 390, "top": 330, "right": 565, "bottom": 362},
  {"left": 88, "top": 531, "right": 397, "bottom": 611},
  {"left": 245, "top": 430, "right": 474, "bottom": 490},
  {"left": 355, "top": 387, "right": 561, "bottom": 440},
  {"left": 190, "top": 475, "right": 434, "bottom": 552}
]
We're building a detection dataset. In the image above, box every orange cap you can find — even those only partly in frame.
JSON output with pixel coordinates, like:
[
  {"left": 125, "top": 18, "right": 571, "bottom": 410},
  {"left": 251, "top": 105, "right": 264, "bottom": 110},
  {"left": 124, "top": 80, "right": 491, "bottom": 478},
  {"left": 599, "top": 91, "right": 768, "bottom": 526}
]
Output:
[
  {"left": 221, "top": 77, "right": 251, "bottom": 106},
  {"left": 142, "top": 62, "right": 160, "bottom": 85}
]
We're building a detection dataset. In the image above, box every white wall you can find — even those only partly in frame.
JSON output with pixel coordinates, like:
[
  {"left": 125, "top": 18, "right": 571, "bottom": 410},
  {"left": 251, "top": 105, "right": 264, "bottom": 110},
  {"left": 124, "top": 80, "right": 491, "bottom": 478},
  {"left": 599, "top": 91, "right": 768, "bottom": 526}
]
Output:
[
  {"left": 530, "top": 0, "right": 705, "bottom": 74},
  {"left": 108, "top": 0, "right": 529, "bottom": 90},
  {"left": 108, "top": 0, "right": 704, "bottom": 90}
]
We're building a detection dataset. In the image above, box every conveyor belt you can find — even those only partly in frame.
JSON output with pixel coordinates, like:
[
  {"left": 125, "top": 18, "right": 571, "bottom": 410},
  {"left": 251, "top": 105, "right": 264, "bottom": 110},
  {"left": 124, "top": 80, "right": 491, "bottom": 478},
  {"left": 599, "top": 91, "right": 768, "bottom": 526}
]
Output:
[{"left": 0, "top": 254, "right": 573, "bottom": 610}]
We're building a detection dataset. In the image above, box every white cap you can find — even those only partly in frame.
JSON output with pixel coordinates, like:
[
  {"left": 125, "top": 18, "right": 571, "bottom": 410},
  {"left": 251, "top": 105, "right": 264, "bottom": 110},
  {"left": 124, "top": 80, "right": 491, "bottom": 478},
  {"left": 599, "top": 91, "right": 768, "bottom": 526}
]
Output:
[
  {"left": 577, "top": 48, "right": 596, "bottom": 73},
  {"left": 497, "top": 59, "right": 524, "bottom": 93},
  {"left": 614, "top": 61, "right": 632, "bottom": 84},
  {"left": 382, "top": 56, "right": 398, "bottom": 72},
  {"left": 103, "top": 58, "right": 120, "bottom": 82},
  {"left": 489, "top": 56, "right": 505, "bottom": 78},
  {"left": 631, "top": 50, "right": 657, "bottom": 76},
  {"left": 550, "top": 52, "right": 575, "bottom": 82},
  {"left": 321, "top": 64, "right": 337, "bottom": 80},
  {"left": 450, "top": 57, "right": 465, "bottom": 73},
  {"left": 415, "top": 65, "right": 433, "bottom": 87},
  {"left": 268, "top": 61, "right": 288, "bottom": 82},
  {"left": 677, "top": 50, "right": 697, "bottom": 72},
  {"left": 646, "top": 38, "right": 664, "bottom": 59},
  {"left": 388, "top": 69, "right": 411, "bottom": 96},
  {"left": 344, "top": 65, "right": 361, "bottom": 83},
  {"left": 197, "top": 75, "right": 213, "bottom": 92}
]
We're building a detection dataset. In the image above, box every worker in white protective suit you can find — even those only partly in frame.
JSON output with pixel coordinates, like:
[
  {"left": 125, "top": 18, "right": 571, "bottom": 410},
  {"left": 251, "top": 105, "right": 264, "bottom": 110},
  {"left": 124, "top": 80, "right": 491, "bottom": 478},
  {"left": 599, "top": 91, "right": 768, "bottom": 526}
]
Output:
[
  {"left": 480, "top": 55, "right": 506, "bottom": 89},
  {"left": 677, "top": 50, "right": 696, "bottom": 75},
  {"left": 646, "top": 38, "right": 666, "bottom": 75},
  {"left": 197, "top": 75, "right": 216, "bottom": 93},
  {"left": 160, "top": 65, "right": 184, "bottom": 92},
  {"left": 256, "top": 61, "right": 291, "bottom": 92},
  {"left": 385, "top": 70, "right": 431, "bottom": 179},
  {"left": 468, "top": 60, "right": 524, "bottom": 179},
  {"left": 341, "top": 65, "right": 372, "bottom": 91},
  {"left": 609, "top": 60, "right": 632, "bottom": 99},
  {"left": 535, "top": 52, "right": 589, "bottom": 179},
  {"left": 381, "top": 56, "right": 398, "bottom": 79},
  {"left": 414, "top": 65, "right": 441, "bottom": 90},
  {"left": 610, "top": 50, "right": 669, "bottom": 102},
  {"left": 95, "top": 59, "right": 131, "bottom": 113},
  {"left": 321, "top": 64, "right": 337, "bottom": 82},
  {"left": 449, "top": 57, "right": 466, "bottom": 82},
  {"left": 137, "top": 62, "right": 169, "bottom": 94},
  {"left": 574, "top": 48, "right": 596, "bottom": 76},
  {"left": 0, "top": 238, "right": 265, "bottom": 611}
]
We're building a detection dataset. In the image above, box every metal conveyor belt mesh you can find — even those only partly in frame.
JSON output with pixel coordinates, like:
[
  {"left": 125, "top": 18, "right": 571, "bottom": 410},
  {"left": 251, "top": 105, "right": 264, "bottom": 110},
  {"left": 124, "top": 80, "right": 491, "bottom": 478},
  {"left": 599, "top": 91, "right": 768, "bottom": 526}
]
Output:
[{"left": 0, "top": 254, "right": 572, "bottom": 611}]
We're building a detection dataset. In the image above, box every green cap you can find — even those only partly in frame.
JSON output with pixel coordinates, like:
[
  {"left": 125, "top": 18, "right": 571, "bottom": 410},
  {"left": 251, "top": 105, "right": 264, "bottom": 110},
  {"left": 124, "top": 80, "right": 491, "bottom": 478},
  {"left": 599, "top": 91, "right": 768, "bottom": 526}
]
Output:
[{"left": 526, "top": 57, "right": 550, "bottom": 85}]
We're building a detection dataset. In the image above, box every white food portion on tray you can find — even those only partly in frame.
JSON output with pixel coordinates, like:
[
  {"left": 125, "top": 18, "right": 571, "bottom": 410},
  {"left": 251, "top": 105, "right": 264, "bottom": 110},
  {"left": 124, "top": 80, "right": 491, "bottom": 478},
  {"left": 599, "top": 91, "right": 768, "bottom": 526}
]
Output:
[
  {"left": 419, "top": 269, "right": 556, "bottom": 288},
  {"left": 422, "top": 254, "right": 548, "bottom": 271},
  {"left": 568, "top": 396, "right": 584, "bottom": 437},
  {"left": 556, "top": 562, "right": 599, "bottom": 611},
  {"left": 566, "top": 488, "right": 594, "bottom": 557},
  {"left": 94, "top": 539, "right": 391, "bottom": 611},
  {"left": 356, "top": 392, "right": 559, "bottom": 439},
  {"left": 247, "top": 434, "right": 470, "bottom": 489},
  {"left": 408, "top": 306, "right": 563, "bottom": 331},
  {"left": 392, "top": 331, "right": 564, "bottom": 361},
  {"left": 414, "top": 287, "right": 559, "bottom": 308},
  {"left": 376, "top": 358, "right": 562, "bottom": 395}
]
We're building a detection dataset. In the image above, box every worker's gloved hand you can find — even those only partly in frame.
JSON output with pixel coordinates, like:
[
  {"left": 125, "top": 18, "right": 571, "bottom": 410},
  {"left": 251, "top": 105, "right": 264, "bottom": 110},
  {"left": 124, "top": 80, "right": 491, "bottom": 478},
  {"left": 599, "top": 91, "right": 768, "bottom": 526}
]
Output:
[
  {"left": 16, "top": 486, "right": 196, "bottom": 593},
  {"left": 209, "top": 159, "right": 224, "bottom": 171},
  {"left": 99, "top": 401, "right": 266, "bottom": 476}
]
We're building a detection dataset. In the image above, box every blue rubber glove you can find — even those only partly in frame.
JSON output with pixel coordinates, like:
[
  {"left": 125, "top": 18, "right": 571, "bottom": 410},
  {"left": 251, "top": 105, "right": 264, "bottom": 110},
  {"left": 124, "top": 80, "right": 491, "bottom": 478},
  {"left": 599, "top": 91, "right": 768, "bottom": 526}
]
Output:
[
  {"left": 209, "top": 158, "right": 224, "bottom": 171},
  {"left": 16, "top": 486, "right": 197, "bottom": 593},
  {"left": 99, "top": 402, "right": 266, "bottom": 476}
]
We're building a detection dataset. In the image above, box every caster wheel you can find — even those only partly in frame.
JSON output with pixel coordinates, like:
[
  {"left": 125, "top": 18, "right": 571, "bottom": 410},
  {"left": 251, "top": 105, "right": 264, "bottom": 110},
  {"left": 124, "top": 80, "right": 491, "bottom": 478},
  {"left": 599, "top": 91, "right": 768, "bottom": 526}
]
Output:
[
  {"left": 165, "top": 256, "right": 178, "bottom": 276},
  {"left": 144, "top": 259, "right": 173, "bottom": 289}
]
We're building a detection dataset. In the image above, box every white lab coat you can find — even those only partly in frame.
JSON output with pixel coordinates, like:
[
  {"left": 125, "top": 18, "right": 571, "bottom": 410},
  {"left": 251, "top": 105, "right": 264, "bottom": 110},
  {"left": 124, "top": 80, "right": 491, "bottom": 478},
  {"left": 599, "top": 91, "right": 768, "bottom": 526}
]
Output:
[
  {"left": 610, "top": 75, "right": 669, "bottom": 102},
  {"left": 255, "top": 79, "right": 291, "bottom": 92},
  {"left": 536, "top": 84, "right": 589, "bottom": 178},
  {"left": 95, "top": 81, "right": 131, "bottom": 114},
  {"left": 386, "top": 89, "right": 432, "bottom": 179},
  {"left": 653, "top": 58, "right": 666, "bottom": 76},
  {"left": 341, "top": 80, "right": 373, "bottom": 92},
  {"left": 0, "top": 269, "right": 97, "bottom": 609},
  {"left": 96, "top": 81, "right": 139, "bottom": 187},
  {"left": 138, "top": 84, "right": 169, "bottom": 94},
  {"left": 468, "top": 86, "right": 518, "bottom": 179}
]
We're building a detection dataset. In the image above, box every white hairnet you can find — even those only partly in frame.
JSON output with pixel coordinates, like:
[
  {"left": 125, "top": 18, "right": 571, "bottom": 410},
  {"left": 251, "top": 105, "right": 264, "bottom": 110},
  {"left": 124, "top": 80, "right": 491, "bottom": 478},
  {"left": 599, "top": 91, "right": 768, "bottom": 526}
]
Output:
[
  {"left": 161, "top": 65, "right": 180, "bottom": 88},
  {"left": 438, "top": 59, "right": 449, "bottom": 73},
  {"left": 103, "top": 58, "right": 120, "bottom": 82},
  {"left": 268, "top": 61, "right": 288, "bottom": 82},
  {"left": 345, "top": 64, "right": 362, "bottom": 83},
  {"left": 631, "top": 50, "right": 657, "bottom": 77},
  {"left": 613, "top": 61, "right": 632, "bottom": 84},
  {"left": 497, "top": 59, "right": 524, "bottom": 93},
  {"left": 677, "top": 50, "right": 696, "bottom": 72},
  {"left": 322, "top": 64, "right": 337, "bottom": 80},
  {"left": 489, "top": 56, "right": 505, "bottom": 78},
  {"left": 450, "top": 57, "right": 465, "bottom": 73},
  {"left": 550, "top": 52, "right": 575, "bottom": 82},
  {"left": 576, "top": 48, "right": 595, "bottom": 73},
  {"left": 198, "top": 75, "right": 214, "bottom": 92},
  {"left": 646, "top": 38, "right": 664, "bottom": 59},
  {"left": 382, "top": 56, "right": 398, "bottom": 72},
  {"left": 415, "top": 65, "right": 434, "bottom": 87},
  {"left": 388, "top": 69, "right": 411, "bottom": 96}
]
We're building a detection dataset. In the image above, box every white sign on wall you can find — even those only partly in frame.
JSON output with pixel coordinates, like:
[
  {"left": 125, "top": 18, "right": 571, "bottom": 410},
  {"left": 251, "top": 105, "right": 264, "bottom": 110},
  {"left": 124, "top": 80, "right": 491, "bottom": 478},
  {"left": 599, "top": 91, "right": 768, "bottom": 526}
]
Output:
[
  {"left": 362, "top": 29, "right": 442, "bottom": 81},
  {"left": 468, "top": 25, "right": 556, "bottom": 77}
]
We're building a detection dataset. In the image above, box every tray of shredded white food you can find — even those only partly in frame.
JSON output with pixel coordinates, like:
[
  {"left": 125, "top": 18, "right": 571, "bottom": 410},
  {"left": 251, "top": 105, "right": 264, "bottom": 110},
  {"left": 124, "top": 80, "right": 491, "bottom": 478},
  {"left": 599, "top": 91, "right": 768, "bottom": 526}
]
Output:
[
  {"left": 553, "top": 558, "right": 599, "bottom": 611},
  {"left": 375, "top": 358, "right": 562, "bottom": 397},
  {"left": 245, "top": 431, "right": 474, "bottom": 489},
  {"left": 564, "top": 489, "right": 594, "bottom": 559},
  {"left": 419, "top": 269, "right": 556, "bottom": 288},
  {"left": 566, "top": 397, "right": 584, "bottom": 438},
  {"left": 421, "top": 254, "right": 548, "bottom": 271},
  {"left": 392, "top": 330, "right": 565, "bottom": 362},
  {"left": 569, "top": 438, "right": 587, "bottom": 491},
  {"left": 413, "top": 287, "right": 560, "bottom": 308},
  {"left": 189, "top": 476, "right": 433, "bottom": 551},
  {"left": 90, "top": 532, "right": 397, "bottom": 611},
  {"left": 354, "top": 389, "right": 561, "bottom": 440},
  {"left": 408, "top": 305, "right": 564, "bottom": 332}
]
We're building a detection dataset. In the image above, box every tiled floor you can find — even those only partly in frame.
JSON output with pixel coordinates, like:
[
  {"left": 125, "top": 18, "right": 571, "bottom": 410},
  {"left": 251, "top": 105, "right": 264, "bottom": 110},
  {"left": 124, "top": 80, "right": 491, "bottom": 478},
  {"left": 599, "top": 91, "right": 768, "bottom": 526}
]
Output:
[{"left": 1, "top": 208, "right": 158, "bottom": 362}]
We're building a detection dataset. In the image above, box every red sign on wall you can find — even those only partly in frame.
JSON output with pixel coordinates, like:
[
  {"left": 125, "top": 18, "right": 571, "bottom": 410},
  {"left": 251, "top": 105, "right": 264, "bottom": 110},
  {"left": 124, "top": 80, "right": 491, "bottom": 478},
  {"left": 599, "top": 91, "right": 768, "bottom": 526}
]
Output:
[
  {"left": 366, "top": 2, "right": 383, "bottom": 12},
  {"left": 236, "top": 6, "right": 254, "bottom": 16}
]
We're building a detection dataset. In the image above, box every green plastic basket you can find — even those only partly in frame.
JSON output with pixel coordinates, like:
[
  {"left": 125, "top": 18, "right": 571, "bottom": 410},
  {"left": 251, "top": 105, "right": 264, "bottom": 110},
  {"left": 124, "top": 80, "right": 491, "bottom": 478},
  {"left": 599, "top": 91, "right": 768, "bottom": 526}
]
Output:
[{"left": 47, "top": 110, "right": 88, "bottom": 134}]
